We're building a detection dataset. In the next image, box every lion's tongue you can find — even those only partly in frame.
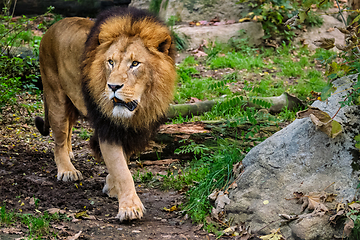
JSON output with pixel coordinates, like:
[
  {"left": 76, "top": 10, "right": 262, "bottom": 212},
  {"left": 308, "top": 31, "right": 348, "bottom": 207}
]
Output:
[{"left": 112, "top": 98, "right": 138, "bottom": 111}]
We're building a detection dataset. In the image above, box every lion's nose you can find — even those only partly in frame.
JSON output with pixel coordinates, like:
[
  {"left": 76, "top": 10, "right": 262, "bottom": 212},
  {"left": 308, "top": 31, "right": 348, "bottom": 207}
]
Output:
[{"left": 108, "top": 84, "right": 124, "bottom": 92}]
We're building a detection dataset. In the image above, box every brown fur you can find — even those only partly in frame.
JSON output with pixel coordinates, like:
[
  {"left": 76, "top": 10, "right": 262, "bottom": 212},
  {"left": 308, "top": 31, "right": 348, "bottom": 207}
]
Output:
[
  {"left": 83, "top": 15, "right": 176, "bottom": 129},
  {"left": 35, "top": 7, "right": 176, "bottom": 221}
]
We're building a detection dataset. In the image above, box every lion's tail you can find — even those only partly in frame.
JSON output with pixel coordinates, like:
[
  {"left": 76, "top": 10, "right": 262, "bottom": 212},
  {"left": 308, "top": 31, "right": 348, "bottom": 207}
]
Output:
[{"left": 35, "top": 96, "right": 50, "bottom": 136}]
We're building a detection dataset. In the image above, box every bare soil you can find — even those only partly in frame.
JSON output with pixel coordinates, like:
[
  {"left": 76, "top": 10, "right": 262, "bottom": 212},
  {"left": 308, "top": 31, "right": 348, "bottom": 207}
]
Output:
[{"left": 0, "top": 108, "right": 218, "bottom": 239}]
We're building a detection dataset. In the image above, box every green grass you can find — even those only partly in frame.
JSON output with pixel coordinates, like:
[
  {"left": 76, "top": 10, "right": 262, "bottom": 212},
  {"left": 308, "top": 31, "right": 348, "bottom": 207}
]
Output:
[
  {"left": 172, "top": 139, "right": 244, "bottom": 223},
  {"left": 173, "top": 41, "right": 333, "bottom": 125},
  {"left": 169, "top": 41, "right": 335, "bottom": 230},
  {"left": 209, "top": 52, "right": 265, "bottom": 70},
  {"left": 0, "top": 205, "right": 68, "bottom": 239}
]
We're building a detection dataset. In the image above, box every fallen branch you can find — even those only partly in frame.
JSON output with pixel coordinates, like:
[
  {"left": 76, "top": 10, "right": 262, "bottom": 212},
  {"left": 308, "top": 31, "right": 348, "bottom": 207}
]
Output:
[{"left": 166, "top": 93, "right": 304, "bottom": 119}]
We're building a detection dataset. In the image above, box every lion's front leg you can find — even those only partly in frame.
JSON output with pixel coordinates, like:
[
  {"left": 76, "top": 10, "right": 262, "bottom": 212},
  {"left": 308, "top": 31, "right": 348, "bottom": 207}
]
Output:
[{"left": 99, "top": 140, "right": 144, "bottom": 221}]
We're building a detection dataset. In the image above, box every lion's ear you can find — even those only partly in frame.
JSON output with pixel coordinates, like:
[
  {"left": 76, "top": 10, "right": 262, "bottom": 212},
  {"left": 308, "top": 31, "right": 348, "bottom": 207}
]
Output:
[
  {"left": 157, "top": 35, "right": 172, "bottom": 55},
  {"left": 98, "top": 32, "right": 109, "bottom": 45}
]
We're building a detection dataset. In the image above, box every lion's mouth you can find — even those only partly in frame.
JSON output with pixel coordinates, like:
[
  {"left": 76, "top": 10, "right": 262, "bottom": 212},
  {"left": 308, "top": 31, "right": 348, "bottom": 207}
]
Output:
[{"left": 112, "top": 97, "right": 138, "bottom": 111}]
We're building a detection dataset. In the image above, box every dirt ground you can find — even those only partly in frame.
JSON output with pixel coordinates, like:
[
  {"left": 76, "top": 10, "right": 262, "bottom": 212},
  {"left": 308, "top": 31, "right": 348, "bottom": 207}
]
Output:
[{"left": 0, "top": 110, "right": 221, "bottom": 240}]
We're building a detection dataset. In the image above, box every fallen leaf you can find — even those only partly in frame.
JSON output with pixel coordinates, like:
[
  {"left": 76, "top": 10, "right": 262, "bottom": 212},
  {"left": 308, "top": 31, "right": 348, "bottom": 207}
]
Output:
[
  {"left": 163, "top": 205, "right": 179, "bottom": 212},
  {"left": 278, "top": 214, "right": 299, "bottom": 220},
  {"left": 82, "top": 215, "right": 96, "bottom": 220},
  {"left": 329, "top": 209, "right": 344, "bottom": 222},
  {"left": 190, "top": 97, "right": 201, "bottom": 103},
  {"left": 215, "top": 191, "right": 230, "bottom": 209},
  {"left": 349, "top": 202, "right": 360, "bottom": 210},
  {"left": 259, "top": 228, "right": 285, "bottom": 240},
  {"left": 306, "top": 192, "right": 321, "bottom": 211},
  {"left": 239, "top": 17, "right": 251, "bottom": 22},
  {"left": 313, "top": 38, "right": 335, "bottom": 50},
  {"left": 223, "top": 225, "right": 237, "bottom": 235},
  {"left": 67, "top": 230, "right": 82, "bottom": 240},
  {"left": 325, "top": 193, "right": 337, "bottom": 202},
  {"left": 335, "top": 26, "right": 350, "bottom": 34},
  {"left": 1, "top": 227, "right": 23, "bottom": 234},
  {"left": 310, "top": 113, "right": 342, "bottom": 138},
  {"left": 208, "top": 190, "right": 218, "bottom": 200},
  {"left": 211, "top": 207, "right": 220, "bottom": 220},
  {"left": 75, "top": 210, "right": 89, "bottom": 219},
  {"left": 214, "top": 21, "right": 225, "bottom": 26},
  {"left": 344, "top": 219, "right": 354, "bottom": 237},
  {"left": 229, "top": 182, "right": 238, "bottom": 189},
  {"left": 296, "top": 107, "right": 342, "bottom": 138},
  {"left": 293, "top": 191, "right": 304, "bottom": 199},
  {"left": 193, "top": 224, "right": 203, "bottom": 231},
  {"left": 47, "top": 208, "right": 66, "bottom": 214},
  {"left": 233, "top": 161, "right": 243, "bottom": 176},
  {"left": 193, "top": 50, "right": 208, "bottom": 58}
]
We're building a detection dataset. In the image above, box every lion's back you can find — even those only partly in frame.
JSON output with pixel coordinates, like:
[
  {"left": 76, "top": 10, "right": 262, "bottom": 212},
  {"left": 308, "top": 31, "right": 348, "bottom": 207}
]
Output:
[{"left": 39, "top": 17, "right": 94, "bottom": 115}]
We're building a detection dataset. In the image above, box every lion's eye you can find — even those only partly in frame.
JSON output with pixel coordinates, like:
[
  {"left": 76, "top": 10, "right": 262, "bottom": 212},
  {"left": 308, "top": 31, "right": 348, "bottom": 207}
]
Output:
[
  {"left": 108, "top": 59, "right": 114, "bottom": 66},
  {"left": 131, "top": 61, "right": 140, "bottom": 67}
]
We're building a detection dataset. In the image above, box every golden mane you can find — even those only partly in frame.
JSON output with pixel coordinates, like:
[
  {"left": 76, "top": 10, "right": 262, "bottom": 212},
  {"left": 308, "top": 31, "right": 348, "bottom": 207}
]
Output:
[{"left": 81, "top": 8, "right": 176, "bottom": 156}]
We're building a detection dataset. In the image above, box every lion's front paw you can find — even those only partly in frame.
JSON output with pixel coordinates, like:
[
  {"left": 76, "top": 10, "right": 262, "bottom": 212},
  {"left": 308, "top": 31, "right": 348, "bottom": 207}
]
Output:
[
  {"left": 116, "top": 194, "right": 145, "bottom": 221},
  {"left": 102, "top": 174, "right": 117, "bottom": 198},
  {"left": 57, "top": 169, "right": 83, "bottom": 181}
]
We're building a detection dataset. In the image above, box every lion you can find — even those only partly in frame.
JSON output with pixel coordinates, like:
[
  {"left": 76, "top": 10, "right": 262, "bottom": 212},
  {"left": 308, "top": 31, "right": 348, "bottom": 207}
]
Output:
[{"left": 34, "top": 7, "right": 176, "bottom": 221}]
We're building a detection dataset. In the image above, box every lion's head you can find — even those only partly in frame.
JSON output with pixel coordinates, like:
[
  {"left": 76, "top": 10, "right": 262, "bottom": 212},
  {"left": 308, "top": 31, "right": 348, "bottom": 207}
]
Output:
[{"left": 82, "top": 8, "right": 176, "bottom": 130}]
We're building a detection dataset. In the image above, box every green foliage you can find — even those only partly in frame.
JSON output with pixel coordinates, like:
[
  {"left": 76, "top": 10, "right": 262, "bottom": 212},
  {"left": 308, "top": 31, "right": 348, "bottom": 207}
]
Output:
[
  {"left": 0, "top": 55, "right": 40, "bottom": 109},
  {"left": 177, "top": 56, "right": 199, "bottom": 83},
  {"left": 278, "top": 106, "right": 297, "bottom": 121},
  {"left": 209, "top": 51, "right": 265, "bottom": 70},
  {"left": 0, "top": 205, "right": 15, "bottom": 225},
  {"left": 237, "top": 0, "right": 296, "bottom": 41},
  {"left": 149, "top": 0, "right": 162, "bottom": 15},
  {"left": 1, "top": 204, "right": 67, "bottom": 239},
  {"left": 237, "top": 0, "right": 328, "bottom": 42},
  {"left": 347, "top": 209, "right": 360, "bottom": 239},
  {"left": 171, "top": 113, "right": 193, "bottom": 124},
  {"left": 140, "top": 171, "right": 154, "bottom": 183},
  {"left": 0, "top": 6, "right": 54, "bottom": 56},
  {"left": 0, "top": 7, "right": 53, "bottom": 111},
  {"left": 79, "top": 127, "right": 91, "bottom": 140},
  {"left": 172, "top": 30, "right": 188, "bottom": 51},
  {"left": 160, "top": 166, "right": 209, "bottom": 191},
  {"left": 180, "top": 139, "right": 244, "bottom": 223},
  {"left": 175, "top": 140, "right": 210, "bottom": 156}
]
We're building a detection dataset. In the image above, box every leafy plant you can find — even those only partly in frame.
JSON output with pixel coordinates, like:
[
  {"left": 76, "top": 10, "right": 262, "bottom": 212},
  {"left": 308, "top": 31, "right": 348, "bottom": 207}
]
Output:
[
  {"left": 180, "top": 139, "right": 244, "bottom": 223},
  {"left": 237, "top": 0, "right": 329, "bottom": 42},
  {"left": 0, "top": 55, "right": 40, "bottom": 109},
  {"left": 0, "top": 204, "right": 67, "bottom": 239},
  {"left": 149, "top": 0, "right": 162, "bottom": 15},
  {"left": 79, "top": 127, "right": 91, "bottom": 140},
  {"left": 0, "top": 6, "right": 54, "bottom": 56}
]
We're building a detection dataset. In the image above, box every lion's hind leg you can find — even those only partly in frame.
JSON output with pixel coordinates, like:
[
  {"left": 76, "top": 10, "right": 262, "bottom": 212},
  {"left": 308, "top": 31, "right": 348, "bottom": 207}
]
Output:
[
  {"left": 47, "top": 93, "right": 82, "bottom": 181},
  {"left": 99, "top": 140, "right": 144, "bottom": 221}
]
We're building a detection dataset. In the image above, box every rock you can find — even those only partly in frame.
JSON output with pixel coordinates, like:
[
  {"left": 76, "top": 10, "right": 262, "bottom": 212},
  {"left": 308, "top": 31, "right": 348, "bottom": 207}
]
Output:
[
  {"left": 11, "top": 0, "right": 131, "bottom": 17},
  {"left": 174, "top": 22, "right": 264, "bottom": 49},
  {"left": 129, "top": 0, "right": 150, "bottom": 10},
  {"left": 226, "top": 74, "right": 360, "bottom": 240},
  {"left": 295, "top": 14, "right": 346, "bottom": 51},
  {"left": 130, "top": 0, "right": 249, "bottom": 22}
]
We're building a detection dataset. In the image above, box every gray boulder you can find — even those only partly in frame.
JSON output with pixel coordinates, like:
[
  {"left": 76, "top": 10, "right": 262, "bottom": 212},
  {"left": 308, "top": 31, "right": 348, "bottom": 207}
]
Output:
[
  {"left": 226, "top": 74, "right": 360, "bottom": 239},
  {"left": 130, "top": 0, "right": 249, "bottom": 22},
  {"left": 174, "top": 22, "right": 264, "bottom": 49}
]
